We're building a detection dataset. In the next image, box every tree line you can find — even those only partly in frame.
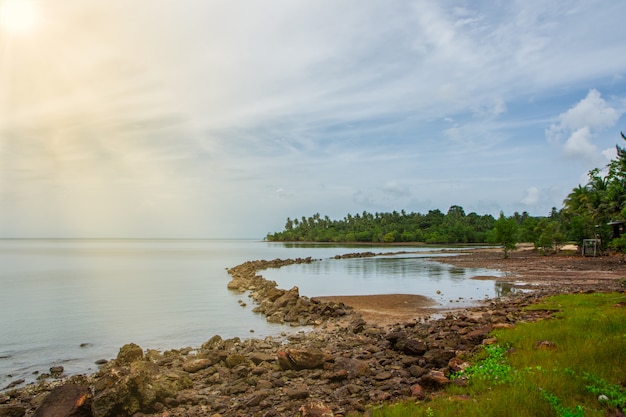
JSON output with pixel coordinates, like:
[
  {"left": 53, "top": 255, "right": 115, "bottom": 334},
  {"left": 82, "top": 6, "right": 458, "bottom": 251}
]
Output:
[{"left": 267, "top": 132, "right": 626, "bottom": 253}]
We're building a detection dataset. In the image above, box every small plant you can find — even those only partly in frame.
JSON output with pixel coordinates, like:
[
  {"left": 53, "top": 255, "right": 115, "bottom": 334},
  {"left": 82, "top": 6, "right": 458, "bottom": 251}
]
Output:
[
  {"left": 454, "top": 344, "right": 513, "bottom": 384},
  {"left": 584, "top": 373, "right": 626, "bottom": 410},
  {"left": 541, "top": 391, "right": 585, "bottom": 417}
]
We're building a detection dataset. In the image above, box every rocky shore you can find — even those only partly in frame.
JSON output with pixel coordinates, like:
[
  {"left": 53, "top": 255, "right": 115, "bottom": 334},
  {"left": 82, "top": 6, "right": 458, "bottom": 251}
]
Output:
[{"left": 1, "top": 250, "right": 624, "bottom": 417}]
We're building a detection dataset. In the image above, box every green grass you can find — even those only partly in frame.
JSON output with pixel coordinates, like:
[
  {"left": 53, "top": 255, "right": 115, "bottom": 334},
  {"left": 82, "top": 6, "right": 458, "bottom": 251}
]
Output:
[{"left": 371, "top": 292, "right": 626, "bottom": 417}]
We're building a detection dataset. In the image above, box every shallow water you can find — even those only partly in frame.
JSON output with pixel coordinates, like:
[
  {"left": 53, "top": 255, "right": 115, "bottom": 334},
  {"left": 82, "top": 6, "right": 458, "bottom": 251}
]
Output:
[
  {"left": 263, "top": 253, "right": 505, "bottom": 306},
  {"left": 0, "top": 239, "right": 500, "bottom": 390}
]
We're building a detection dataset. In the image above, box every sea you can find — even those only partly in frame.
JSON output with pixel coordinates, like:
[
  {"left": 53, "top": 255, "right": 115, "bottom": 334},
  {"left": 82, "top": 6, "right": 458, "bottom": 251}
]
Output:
[{"left": 0, "top": 239, "right": 505, "bottom": 391}]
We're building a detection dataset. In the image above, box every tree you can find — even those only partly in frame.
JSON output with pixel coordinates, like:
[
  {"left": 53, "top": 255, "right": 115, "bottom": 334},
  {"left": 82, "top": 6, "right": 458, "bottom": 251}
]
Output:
[
  {"left": 534, "top": 218, "right": 566, "bottom": 255},
  {"left": 492, "top": 212, "right": 518, "bottom": 259}
]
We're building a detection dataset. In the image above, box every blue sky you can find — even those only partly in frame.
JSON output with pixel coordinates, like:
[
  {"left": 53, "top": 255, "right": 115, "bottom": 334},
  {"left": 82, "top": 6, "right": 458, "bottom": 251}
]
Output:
[{"left": 1, "top": 0, "right": 626, "bottom": 238}]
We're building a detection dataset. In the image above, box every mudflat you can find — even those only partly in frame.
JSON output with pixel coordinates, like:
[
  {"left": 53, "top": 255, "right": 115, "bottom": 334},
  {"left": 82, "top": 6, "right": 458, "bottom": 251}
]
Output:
[{"left": 317, "top": 246, "right": 625, "bottom": 325}]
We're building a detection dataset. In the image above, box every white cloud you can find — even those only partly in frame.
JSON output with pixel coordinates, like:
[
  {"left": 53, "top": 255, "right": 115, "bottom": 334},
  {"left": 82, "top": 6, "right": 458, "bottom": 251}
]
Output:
[
  {"left": 382, "top": 181, "right": 411, "bottom": 199},
  {"left": 558, "top": 89, "right": 620, "bottom": 131},
  {"left": 546, "top": 89, "right": 622, "bottom": 163},
  {"left": 602, "top": 146, "right": 618, "bottom": 161},
  {"left": 521, "top": 187, "right": 541, "bottom": 206},
  {"left": 563, "top": 127, "right": 598, "bottom": 159}
]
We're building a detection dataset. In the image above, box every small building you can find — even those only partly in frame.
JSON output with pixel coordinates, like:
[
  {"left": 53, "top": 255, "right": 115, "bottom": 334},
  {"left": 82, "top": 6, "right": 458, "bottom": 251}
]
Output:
[{"left": 608, "top": 220, "right": 626, "bottom": 239}]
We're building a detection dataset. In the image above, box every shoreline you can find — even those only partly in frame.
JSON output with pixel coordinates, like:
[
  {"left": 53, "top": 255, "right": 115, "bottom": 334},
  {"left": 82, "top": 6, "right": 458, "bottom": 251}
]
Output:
[{"left": 2, "top": 247, "right": 625, "bottom": 416}]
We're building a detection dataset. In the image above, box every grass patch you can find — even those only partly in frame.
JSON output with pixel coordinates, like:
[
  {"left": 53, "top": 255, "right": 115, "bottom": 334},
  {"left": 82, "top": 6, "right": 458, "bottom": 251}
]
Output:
[{"left": 371, "top": 292, "right": 626, "bottom": 417}]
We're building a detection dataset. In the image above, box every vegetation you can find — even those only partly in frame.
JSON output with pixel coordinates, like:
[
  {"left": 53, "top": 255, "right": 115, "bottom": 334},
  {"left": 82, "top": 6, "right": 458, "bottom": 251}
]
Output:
[
  {"left": 370, "top": 292, "right": 626, "bottom": 417},
  {"left": 266, "top": 206, "right": 497, "bottom": 244},
  {"left": 492, "top": 212, "right": 518, "bottom": 258},
  {"left": 267, "top": 132, "right": 626, "bottom": 253}
]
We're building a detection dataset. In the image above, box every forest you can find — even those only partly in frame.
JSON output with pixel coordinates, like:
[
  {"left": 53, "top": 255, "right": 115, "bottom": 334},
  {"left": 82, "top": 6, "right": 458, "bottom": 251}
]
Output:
[{"left": 267, "top": 132, "right": 626, "bottom": 253}]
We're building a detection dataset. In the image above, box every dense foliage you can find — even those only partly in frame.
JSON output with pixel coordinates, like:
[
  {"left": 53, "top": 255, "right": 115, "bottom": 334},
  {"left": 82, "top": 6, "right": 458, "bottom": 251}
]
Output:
[
  {"left": 561, "top": 132, "right": 626, "bottom": 251},
  {"left": 267, "top": 132, "right": 626, "bottom": 251},
  {"left": 266, "top": 206, "right": 521, "bottom": 244}
]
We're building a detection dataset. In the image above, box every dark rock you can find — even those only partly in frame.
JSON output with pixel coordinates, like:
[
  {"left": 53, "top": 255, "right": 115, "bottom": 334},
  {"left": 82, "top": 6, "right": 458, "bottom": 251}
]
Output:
[
  {"left": 422, "top": 349, "right": 455, "bottom": 368},
  {"left": 396, "top": 338, "right": 427, "bottom": 356},
  {"left": 3, "top": 379, "right": 24, "bottom": 390},
  {"left": 420, "top": 370, "right": 451, "bottom": 388},
  {"left": 408, "top": 365, "right": 427, "bottom": 378},
  {"left": 285, "top": 386, "right": 309, "bottom": 399},
  {"left": 49, "top": 366, "right": 64, "bottom": 376},
  {"left": 0, "top": 406, "right": 26, "bottom": 417},
  {"left": 333, "top": 357, "right": 370, "bottom": 378},
  {"left": 32, "top": 384, "right": 91, "bottom": 417}
]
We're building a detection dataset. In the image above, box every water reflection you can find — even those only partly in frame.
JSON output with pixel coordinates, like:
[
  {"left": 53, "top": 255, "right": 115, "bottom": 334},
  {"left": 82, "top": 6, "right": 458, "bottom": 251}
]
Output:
[{"left": 262, "top": 254, "right": 504, "bottom": 307}]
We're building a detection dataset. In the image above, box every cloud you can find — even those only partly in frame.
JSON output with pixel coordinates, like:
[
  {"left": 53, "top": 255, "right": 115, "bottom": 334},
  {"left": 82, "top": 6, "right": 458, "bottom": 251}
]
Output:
[
  {"left": 2, "top": 1, "right": 626, "bottom": 237},
  {"left": 521, "top": 187, "right": 541, "bottom": 206},
  {"left": 382, "top": 181, "right": 411, "bottom": 199},
  {"left": 546, "top": 89, "right": 622, "bottom": 163},
  {"left": 563, "top": 127, "right": 598, "bottom": 159},
  {"left": 558, "top": 89, "right": 620, "bottom": 131}
]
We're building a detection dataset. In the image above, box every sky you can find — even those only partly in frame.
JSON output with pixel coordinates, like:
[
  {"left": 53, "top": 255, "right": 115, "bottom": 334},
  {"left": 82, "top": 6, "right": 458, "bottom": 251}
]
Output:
[{"left": 1, "top": 0, "right": 626, "bottom": 238}]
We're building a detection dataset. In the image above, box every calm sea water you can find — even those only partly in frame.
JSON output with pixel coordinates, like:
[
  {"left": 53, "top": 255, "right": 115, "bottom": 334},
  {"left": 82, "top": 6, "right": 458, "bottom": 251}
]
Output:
[{"left": 0, "top": 239, "right": 502, "bottom": 390}]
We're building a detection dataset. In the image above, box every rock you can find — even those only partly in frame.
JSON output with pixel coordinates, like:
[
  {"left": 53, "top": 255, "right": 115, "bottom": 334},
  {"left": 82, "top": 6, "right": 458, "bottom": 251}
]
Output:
[
  {"left": 92, "top": 363, "right": 191, "bottom": 417},
  {"left": 32, "top": 384, "right": 90, "bottom": 417},
  {"left": 115, "top": 343, "right": 144, "bottom": 365},
  {"left": 182, "top": 358, "right": 213, "bottom": 373},
  {"left": 49, "top": 366, "right": 64, "bottom": 376},
  {"left": 422, "top": 349, "right": 455, "bottom": 368},
  {"left": 272, "top": 286, "right": 300, "bottom": 309},
  {"left": 0, "top": 406, "right": 26, "bottom": 417},
  {"left": 397, "top": 338, "right": 427, "bottom": 356},
  {"left": 244, "top": 390, "right": 270, "bottom": 407},
  {"left": 3, "top": 379, "right": 24, "bottom": 390},
  {"left": 448, "top": 357, "right": 471, "bottom": 373},
  {"left": 420, "top": 370, "right": 451, "bottom": 388},
  {"left": 408, "top": 365, "right": 427, "bottom": 378},
  {"left": 201, "top": 335, "right": 223, "bottom": 350},
  {"left": 333, "top": 357, "right": 370, "bottom": 378},
  {"left": 299, "top": 400, "right": 334, "bottom": 417},
  {"left": 385, "top": 332, "right": 427, "bottom": 355},
  {"left": 249, "top": 352, "right": 275, "bottom": 365},
  {"left": 285, "top": 386, "right": 309, "bottom": 399},
  {"left": 277, "top": 348, "right": 326, "bottom": 370},
  {"left": 225, "top": 354, "right": 248, "bottom": 368},
  {"left": 463, "top": 325, "right": 493, "bottom": 342},
  {"left": 409, "top": 383, "right": 426, "bottom": 400}
]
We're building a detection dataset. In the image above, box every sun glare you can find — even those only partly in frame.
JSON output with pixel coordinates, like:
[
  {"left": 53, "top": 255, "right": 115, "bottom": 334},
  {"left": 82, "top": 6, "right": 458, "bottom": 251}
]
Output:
[{"left": 0, "top": 0, "right": 40, "bottom": 35}]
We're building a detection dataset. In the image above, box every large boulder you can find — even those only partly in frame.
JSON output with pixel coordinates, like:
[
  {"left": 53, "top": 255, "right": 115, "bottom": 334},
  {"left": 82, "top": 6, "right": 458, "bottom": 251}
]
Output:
[
  {"left": 276, "top": 348, "right": 327, "bottom": 370},
  {"left": 92, "top": 357, "right": 191, "bottom": 417},
  {"left": 115, "top": 343, "right": 144, "bottom": 366},
  {"left": 32, "top": 384, "right": 91, "bottom": 417}
]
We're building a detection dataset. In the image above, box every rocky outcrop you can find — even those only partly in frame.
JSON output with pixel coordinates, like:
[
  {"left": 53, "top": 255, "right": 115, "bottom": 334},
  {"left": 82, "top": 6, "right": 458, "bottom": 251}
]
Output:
[{"left": 227, "top": 258, "right": 352, "bottom": 326}]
